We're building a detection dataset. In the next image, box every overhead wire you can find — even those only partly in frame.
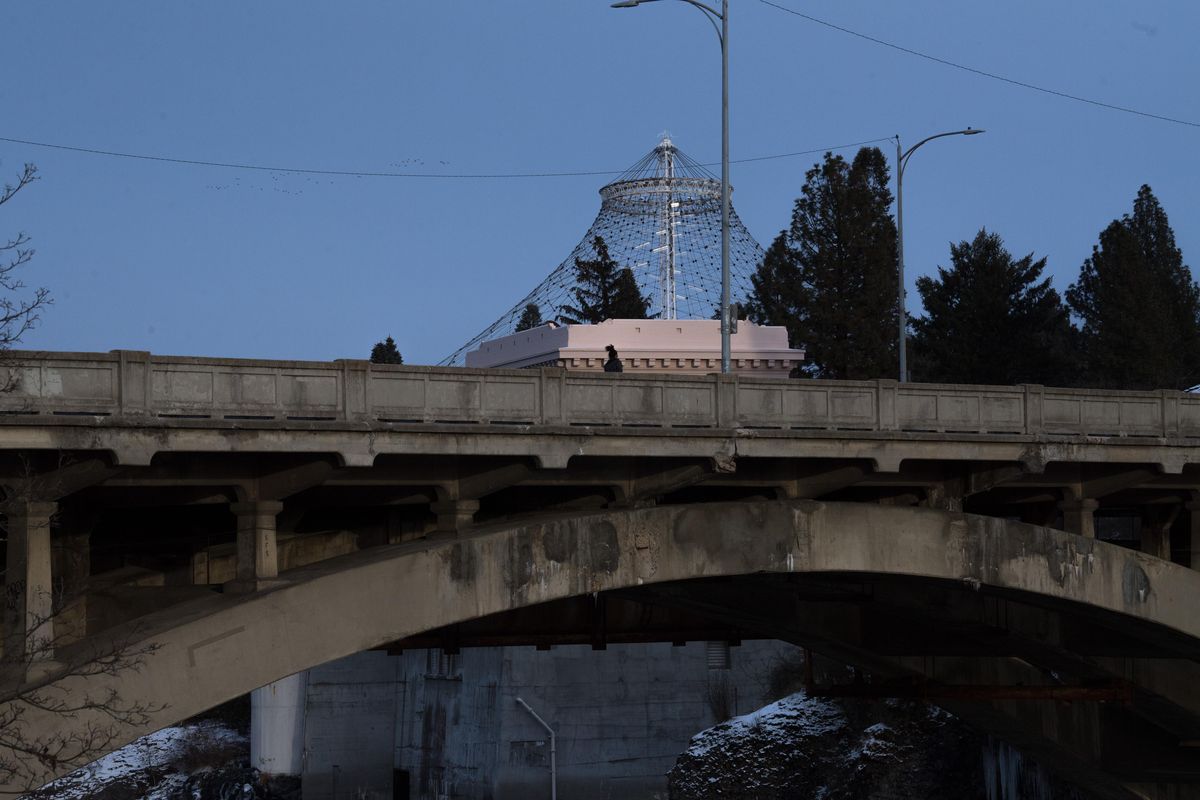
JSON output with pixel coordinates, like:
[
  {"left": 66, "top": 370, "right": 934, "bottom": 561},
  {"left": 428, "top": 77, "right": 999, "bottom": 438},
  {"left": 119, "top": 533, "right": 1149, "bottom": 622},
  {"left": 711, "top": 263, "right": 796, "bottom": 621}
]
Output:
[
  {"left": 755, "top": 0, "right": 1200, "bottom": 130},
  {"left": 0, "top": 134, "right": 893, "bottom": 180}
]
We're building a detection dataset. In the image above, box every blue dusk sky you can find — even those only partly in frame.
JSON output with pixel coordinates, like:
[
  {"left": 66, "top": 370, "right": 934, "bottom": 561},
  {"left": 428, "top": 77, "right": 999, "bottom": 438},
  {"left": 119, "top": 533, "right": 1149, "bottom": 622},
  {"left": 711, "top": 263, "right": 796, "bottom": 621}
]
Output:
[{"left": 2, "top": 1, "right": 1197, "bottom": 364}]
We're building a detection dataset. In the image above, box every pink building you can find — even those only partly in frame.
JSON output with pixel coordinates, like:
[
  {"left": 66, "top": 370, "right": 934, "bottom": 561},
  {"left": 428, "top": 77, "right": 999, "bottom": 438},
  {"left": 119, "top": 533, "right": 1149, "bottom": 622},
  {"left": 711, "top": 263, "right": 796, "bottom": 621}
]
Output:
[{"left": 465, "top": 318, "right": 805, "bottom": 378}]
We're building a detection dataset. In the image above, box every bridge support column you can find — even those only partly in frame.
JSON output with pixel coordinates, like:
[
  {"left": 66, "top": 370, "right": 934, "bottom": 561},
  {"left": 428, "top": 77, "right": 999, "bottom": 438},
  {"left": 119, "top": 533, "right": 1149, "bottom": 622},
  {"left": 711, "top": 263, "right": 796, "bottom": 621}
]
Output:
[
  {"left": 51, "top": 511, "right": 94, "bottom": 644},
  {"left": 3, "top": 501, "right": 58, "bottom": 673},
  {"left": 430, "top": 499, "right": 479, "bottom": 537},
  {"left": 1187, "top": 500, "right": 1200, "bottom": 570},
  {"left": 1141, "top": 505, "right": 1179, "bottom": 562},
  {"left": 226, "top": 500, "right": 284, "bottom": 593},
  {"left": 251, "top": 671, "right": 307, "bottom": 780},
  {"left": 1057, "top": 498, "right": 1098, "bottom": 539}
]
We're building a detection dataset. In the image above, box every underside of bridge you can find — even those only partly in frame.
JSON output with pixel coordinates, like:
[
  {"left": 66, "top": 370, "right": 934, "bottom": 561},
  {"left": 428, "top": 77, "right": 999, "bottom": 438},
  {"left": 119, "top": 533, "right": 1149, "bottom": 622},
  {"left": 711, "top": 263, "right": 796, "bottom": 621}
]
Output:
[
  {"left": 391, "top": 573, "right": 1200, "bottom": 800},
  {"left": 1, "top": 431, "right": 1199, "bottom": 798}
]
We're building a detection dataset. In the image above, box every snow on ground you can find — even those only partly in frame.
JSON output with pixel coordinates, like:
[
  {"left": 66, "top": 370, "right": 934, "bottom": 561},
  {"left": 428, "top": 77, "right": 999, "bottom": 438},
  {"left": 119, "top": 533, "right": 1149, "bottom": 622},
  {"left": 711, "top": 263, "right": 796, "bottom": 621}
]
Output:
[
  {"left": 684, "top": 691, "right": 846, "bottom": 759},
  {"left": 32, "top": 721, "right": 247, "bottom": 800}
]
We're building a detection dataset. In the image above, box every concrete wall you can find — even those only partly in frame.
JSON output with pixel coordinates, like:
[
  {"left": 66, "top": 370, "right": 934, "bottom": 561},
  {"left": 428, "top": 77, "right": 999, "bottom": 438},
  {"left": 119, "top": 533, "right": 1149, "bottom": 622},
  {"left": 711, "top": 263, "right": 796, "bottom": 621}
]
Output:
[
  {"left": 302, "top": 652, "right": 401, "bottom": 799},
  {"left": 301, "top": 641, "right": 794, "bottom": 800},
  {"left": 4, "top": 349, "right": 1199, "bottom": 437}
]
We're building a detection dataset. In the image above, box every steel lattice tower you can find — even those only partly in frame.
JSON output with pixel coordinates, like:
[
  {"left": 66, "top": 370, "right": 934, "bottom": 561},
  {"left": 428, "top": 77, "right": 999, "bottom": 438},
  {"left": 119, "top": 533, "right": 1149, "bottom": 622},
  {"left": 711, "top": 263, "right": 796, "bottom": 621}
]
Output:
[{"left": 443, "top": 135, "right": 765, "bottom": 365}]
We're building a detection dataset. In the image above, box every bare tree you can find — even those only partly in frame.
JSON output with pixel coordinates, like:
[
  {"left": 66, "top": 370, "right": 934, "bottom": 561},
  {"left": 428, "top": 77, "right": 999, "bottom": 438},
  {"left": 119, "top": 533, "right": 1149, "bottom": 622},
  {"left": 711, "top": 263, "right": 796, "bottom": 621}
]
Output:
[
  {"left": 0, "top": 463, "right": 162, "bottom": 792},
  {"left": 0, "top": 611, "right": 161, "bottom": 793},
  {"left": 0, "top": 165, "right": 50, "bottom": 355}
]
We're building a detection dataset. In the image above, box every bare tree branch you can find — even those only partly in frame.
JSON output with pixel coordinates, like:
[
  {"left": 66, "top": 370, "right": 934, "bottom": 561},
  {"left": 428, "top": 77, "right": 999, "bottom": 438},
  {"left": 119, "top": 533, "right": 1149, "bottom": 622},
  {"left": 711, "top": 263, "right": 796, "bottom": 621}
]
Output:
[
  {"left": 0, "top": 455, "right": 163, "bottom": 792},
  {"left": 0, "top": 163, "right": 50, "bottom": 395}
]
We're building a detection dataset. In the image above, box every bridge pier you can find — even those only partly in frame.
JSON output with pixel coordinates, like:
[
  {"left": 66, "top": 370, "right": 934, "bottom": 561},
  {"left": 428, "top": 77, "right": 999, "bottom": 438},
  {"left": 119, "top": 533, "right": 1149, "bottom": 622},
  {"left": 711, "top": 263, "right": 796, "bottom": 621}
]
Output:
[
  {"left": 51, "top": 508, "right": 94, "bottom": 644},
  {"left": 226, "top": 500, "right": 284, "bottom": 593},
  {"left": 1057, "top": 498, "right": 1098, "bottom": 538},
  {"left": 250, "top": 671, "right": 307, "bottom": 780},
  {"left": 430, "top": 499, "right": 479, "bottom": 537},
  {"left": 1140, "top": 505, "right": 1179, "bottom": 562},
  {"left": 2, "top": 501, "right": 58, "bottom": 674},
  {"left": 1186, "top": 499, "right": 1200, "bottom": 570}
]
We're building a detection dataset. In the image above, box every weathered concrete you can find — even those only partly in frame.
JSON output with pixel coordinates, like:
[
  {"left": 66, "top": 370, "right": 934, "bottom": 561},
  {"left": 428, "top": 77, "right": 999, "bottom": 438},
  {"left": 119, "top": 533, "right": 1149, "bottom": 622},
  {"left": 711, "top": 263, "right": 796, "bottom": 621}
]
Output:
[
  {"left": 227, "top": 500, "right": 284, "bottom": 593},
  {"left": 2, "top": 501, "right": 1200, "bottom": 795},
  {"left": 2, "top": 351, "right": 1199, "bottom": 471},
  {"left": 1, "top": 500, "right": 57, "bottom": 672},
  {"left": 250, "top": 672, "right": 307, "bottom": 778},
  {"left": 301, "top": 653, "right": 399, "bottom": 799},
  {"left": 298, "top": 641, "right": 791, "bottom": 800}
]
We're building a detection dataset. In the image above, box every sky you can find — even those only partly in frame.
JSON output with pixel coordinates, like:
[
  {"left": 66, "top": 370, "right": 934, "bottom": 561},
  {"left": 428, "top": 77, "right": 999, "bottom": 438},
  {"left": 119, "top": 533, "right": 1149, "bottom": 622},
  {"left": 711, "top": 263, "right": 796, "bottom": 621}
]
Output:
[{"left": 2, "top": 1, "right": 1197, "bottom": 365}]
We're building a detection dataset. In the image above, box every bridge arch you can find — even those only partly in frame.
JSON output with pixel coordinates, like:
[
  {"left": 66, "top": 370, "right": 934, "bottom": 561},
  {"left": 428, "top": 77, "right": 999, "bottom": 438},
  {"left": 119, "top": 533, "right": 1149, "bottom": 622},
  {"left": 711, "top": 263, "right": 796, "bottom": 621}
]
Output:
[{"left": 9, "top": 500, "right": 1200, "bottom": 791}]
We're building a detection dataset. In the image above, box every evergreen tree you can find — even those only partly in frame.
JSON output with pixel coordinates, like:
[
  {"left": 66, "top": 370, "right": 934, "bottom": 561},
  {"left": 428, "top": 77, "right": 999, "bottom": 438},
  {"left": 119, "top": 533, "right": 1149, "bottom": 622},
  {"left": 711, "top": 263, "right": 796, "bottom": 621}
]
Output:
[
  {"left": 745, "top": 148, "right": 897, "bottom": 379},
  {"left": 910, "top": 229, "right": 1077, "bottom": 386},
  {"left": 515, "top": 303, "right": 543, "bottom": 331},
  {"left": 1066, "top": 185, "right": 1200, "bottom": 389},
  {"left": 559, "top": 236, "right": 650, "bottom": 324},
  {"left": 744, "top": 231, "right": 809, "bottom": 351},
  {"left": 369, "top": 336, "right": 403, "bottom": 365}
]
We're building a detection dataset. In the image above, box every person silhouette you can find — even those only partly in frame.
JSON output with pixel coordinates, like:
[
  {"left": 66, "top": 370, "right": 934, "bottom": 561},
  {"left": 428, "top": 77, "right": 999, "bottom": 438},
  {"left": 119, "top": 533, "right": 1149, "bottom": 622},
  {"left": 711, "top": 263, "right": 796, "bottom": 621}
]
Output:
[{"left": 603, "top": 344, "right": 623, "bottom": 373}]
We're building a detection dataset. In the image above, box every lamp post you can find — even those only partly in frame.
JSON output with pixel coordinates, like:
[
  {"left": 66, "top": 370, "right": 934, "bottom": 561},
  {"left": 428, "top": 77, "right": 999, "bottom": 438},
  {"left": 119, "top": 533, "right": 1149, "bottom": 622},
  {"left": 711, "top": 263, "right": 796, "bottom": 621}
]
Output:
[
  {"left": 895, "top": 128, "right": 984, "bottom": 382},
  {"left": 613, "top": 0, "right": 731, "bottom": 374}
]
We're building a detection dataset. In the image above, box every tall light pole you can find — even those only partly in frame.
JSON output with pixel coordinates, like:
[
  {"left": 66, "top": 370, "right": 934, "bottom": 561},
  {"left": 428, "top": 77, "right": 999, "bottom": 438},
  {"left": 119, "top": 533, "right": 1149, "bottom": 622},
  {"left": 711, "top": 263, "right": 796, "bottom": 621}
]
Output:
[
  {"left": 895, "top": 128, "right": 984, "bottom": 382},
  {"left": 612, "top": 0, "right": 732, "bottom": 374}
]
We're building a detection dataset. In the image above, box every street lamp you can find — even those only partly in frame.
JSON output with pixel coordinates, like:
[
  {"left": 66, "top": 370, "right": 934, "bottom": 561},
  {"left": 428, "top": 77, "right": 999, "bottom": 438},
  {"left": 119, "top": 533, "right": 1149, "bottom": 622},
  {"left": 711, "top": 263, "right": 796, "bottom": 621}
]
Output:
[
  {"left": 613, "top": 0, "right": 732, "bottom": 374},
  {"left": 895, "top": 128, "right": 984, "bottom": 382}
]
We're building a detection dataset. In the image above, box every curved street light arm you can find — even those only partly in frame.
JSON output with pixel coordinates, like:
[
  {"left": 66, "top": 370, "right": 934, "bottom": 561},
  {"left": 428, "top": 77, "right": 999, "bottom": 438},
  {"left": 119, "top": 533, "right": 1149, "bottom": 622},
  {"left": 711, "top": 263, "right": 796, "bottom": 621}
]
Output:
[
  {"left": 613, "top": 0, "right": 724, "bottom": 41},
  {"left": 898, "top": 129, "right": 984, "bottom": 178},
  {"left": 894, "top": 127, "right": 984, "bottom": 383}
]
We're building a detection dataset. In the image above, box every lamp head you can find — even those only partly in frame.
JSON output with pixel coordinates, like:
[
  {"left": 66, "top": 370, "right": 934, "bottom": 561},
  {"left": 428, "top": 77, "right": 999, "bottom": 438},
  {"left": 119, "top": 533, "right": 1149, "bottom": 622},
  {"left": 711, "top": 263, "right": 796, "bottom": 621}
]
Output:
[
  {"left": 964, "top": 128, "right": 985, "bottom": 135},
  {"left": 611, "top": 1, "right": 643, "bottom": 7}
]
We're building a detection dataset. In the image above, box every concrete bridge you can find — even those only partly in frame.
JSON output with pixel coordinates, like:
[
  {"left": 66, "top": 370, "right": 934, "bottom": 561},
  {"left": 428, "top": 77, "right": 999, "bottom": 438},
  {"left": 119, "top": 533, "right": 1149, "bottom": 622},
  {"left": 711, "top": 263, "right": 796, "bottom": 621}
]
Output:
[{"left": 1, "top": 350, "right": 1199, "bottom": 799}]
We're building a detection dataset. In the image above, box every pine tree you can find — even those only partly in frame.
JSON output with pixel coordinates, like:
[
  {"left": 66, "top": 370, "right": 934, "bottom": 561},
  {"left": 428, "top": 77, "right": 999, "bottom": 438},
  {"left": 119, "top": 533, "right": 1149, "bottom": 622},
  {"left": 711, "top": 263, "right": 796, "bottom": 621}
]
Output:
[
  {"left": 559, "top": 236, "right": 650, "bottom": 324},
  {"left": 744, "top": 231, "right": 809, "bottom": 351},
  {"left": 745, "top": 148, "right": 897, "bottom": 379},
  {"left": 910, "top": 229, "right": 1077, "bottom": 386},
  {"left": 369, "top": 336, "right": 403, "bottom": 365},
  {"left": 515, "top": 303, "right": 544, "bottom": 332},
  {"left": 1066, "top": 185, "right": 1200, "bottom": 389}
]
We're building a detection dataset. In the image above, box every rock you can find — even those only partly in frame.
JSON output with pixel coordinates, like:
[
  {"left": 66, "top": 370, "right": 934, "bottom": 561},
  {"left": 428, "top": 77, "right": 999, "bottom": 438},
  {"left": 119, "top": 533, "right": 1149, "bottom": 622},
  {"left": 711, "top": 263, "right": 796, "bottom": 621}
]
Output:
[{"left": 668, "top": 692, "right": 1097, "bottom": 800}]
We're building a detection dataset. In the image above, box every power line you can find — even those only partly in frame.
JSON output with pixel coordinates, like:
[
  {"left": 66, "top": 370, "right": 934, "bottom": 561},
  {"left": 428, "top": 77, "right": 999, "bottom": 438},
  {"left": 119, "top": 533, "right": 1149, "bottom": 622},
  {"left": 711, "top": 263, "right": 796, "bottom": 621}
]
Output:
[
  {"left": 756, "top": 0, "right": 1200, "bottom": 130},
  {"left": 0, "top": 134, "right": 892, "bottom": 180}
]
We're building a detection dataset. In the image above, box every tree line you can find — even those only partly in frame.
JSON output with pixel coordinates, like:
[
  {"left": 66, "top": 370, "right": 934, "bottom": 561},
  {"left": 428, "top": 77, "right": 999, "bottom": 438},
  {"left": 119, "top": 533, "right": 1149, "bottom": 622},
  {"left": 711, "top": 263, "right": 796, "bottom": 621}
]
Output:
[
  {"left": 746, "top": 147, "right": 1200, "bottom": 391},
  {"left": 374, "top": 147, "right": 1200, "bottom": 391}
]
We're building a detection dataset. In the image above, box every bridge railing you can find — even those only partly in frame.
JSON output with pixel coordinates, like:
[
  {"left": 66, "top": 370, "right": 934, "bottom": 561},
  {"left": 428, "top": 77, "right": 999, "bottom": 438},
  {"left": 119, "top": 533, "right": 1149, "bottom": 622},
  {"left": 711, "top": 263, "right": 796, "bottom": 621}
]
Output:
[{"left": 2, "top": 350, "right": 1198, "bottom": 437}]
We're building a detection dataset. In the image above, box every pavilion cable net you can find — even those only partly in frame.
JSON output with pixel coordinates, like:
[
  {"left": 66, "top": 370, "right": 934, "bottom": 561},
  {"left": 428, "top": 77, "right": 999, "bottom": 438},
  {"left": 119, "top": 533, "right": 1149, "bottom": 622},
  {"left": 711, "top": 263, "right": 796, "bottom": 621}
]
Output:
[{"left": 441, "top": 135, "right": 765, "bottom": 365}]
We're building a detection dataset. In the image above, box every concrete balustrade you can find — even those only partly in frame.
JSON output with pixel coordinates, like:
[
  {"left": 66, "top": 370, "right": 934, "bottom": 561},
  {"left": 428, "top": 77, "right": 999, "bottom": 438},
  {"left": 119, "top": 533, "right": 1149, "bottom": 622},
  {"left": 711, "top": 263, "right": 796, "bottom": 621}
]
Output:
[{"left": 2, "top": 350, "right": 1199, "bottom": 438}]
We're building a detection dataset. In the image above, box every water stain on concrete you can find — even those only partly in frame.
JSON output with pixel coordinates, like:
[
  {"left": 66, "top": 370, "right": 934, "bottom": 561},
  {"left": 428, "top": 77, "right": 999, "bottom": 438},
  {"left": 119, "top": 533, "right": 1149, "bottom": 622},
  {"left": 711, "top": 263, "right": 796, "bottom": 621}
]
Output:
[
  {"left": 506, "top": 529, "right": 535, "bottom": 590},
  {"left": 542, "top": 523, "right": 574, "bottom": 565},
  {"left": 671, "top": 502, "right": 791, "bottom": 570},
  {"left": 1122, "top": 561, "right": 1151, "bottom": 606},
  {"left": 587, "top": 520, "right": 620, "bottom": 574},
  {"left": 445, "top": 542, "right": 476, "bottom": 583},
  {"left": 541, "top": 517, "right": 620, "bottom": 575}
]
